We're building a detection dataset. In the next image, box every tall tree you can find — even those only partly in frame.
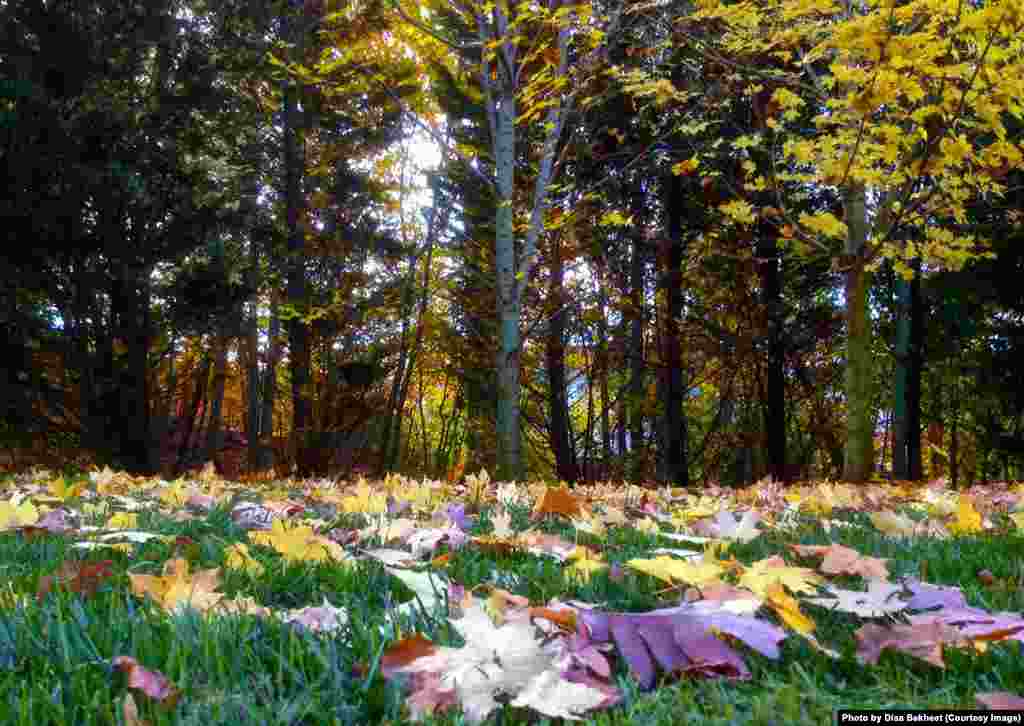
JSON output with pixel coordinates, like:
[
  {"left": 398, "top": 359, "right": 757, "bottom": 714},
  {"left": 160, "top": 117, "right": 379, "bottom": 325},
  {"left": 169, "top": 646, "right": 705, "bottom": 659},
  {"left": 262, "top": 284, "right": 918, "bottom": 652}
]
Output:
[{"left": 671, "top": 0, "right": 1024, "bottom": 480}]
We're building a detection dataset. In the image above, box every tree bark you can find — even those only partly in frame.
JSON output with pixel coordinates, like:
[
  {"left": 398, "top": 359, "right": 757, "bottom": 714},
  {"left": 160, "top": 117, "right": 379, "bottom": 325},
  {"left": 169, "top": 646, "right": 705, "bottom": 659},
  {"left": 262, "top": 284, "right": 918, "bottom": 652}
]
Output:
[
  {"left": 283, "top": 70, "right": 313, "bottom": 478},
  {"left": 174, "top": 354, "right": 211, "bottom": 478},
  {"left": 842, "top": 181, "right": 875, "bottom": 482},
  {"left": 111, "top": 261, "right": 155, "bottom": 475},
  {"left": 203, "top": 241, "right": 230, "bottom": 465},
  {"left": 892, "top": 270, "right": 911, "bottom": 479},
  {"left": 628, "top": 227, "right": 646, "bottom": 482},
  {"left": 758, "top": 228, "right": 786, "bottom": 481},
  {"left": 493, "top": 82, "right": 521, "bottom": 481},
  {"left": 661, "top": 172, "right": 688, "bottom": 486},
  {"left": 546, "top": 226, "right": 576, "bottom": 483},
  {"left": 906, "top": 257, "right": 924, "bottom": 480}
]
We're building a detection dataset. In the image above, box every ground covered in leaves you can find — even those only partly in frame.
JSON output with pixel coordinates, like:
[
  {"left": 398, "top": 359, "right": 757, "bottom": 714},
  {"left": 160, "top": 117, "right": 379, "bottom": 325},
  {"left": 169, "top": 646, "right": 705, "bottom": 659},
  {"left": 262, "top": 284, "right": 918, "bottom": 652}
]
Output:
[{"left": 2, "top": 465, "right": 1024, "bottom": 725}]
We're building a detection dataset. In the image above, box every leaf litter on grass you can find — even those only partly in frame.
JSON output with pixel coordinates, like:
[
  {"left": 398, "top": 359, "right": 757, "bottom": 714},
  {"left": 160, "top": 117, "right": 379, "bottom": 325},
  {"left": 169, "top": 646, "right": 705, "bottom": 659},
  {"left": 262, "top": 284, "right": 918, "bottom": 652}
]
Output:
[{"left": 2, "top": 469, "right": 1024, "bottom": 723}]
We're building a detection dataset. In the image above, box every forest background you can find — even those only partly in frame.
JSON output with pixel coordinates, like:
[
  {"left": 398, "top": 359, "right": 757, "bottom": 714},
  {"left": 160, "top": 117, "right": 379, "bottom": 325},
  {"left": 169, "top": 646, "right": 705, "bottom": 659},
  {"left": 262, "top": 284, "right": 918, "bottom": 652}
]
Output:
[{"left": 3, "top": 0, "right": 1024, "bottom": 490}]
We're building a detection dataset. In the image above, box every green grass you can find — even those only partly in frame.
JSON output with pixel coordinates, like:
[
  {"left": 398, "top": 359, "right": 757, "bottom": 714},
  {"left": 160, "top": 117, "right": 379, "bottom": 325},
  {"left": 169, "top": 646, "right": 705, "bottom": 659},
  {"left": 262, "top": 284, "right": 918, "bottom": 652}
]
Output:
[{"left": 1, "top": 471, "right": 1023, "bottom": 725}]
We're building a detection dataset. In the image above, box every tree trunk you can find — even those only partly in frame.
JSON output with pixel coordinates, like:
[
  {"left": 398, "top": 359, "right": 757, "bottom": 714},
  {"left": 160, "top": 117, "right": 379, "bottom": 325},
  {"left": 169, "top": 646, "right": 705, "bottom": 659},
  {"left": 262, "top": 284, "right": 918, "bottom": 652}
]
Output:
[
  {"left": 758, "top": 230, "right": 786, "bottom": 481},
  {"left": 494, "top": 85, "right": 521, "bottom": 482},
  {"left": 628, "top": 227, "right": 646, "bottom": 481},
  {"left": 892, "top": 270, "right": 911, "bottom": 479},
  {"left": 112, "top": 262, "right": 155, "bottom": 475},
  {"left": 283, "top": 73, "right": 313, "bottom": 478},
  {"left": 950, "top": 375, "right": 959, "bottom": 487},
  {"left": 842, "top": 182, "right": 875, "bottom": 482},
  {"left": 174, "top": 354, "right": 211, "bottom": 478},
  {"left": 907, "top": 258, "right": 924, "bottom": 480},
  {"left": 661, "top": 172, "right": 688, "bottom": 486},
  {"left": 203, "top": 241, "right": 230, "bottom": 465},
  {"left": 546, "top": 227, "right": 576, "bottom": 483},
  {"left": 258, "top": 292, "right": 283, "bottom": 470}
]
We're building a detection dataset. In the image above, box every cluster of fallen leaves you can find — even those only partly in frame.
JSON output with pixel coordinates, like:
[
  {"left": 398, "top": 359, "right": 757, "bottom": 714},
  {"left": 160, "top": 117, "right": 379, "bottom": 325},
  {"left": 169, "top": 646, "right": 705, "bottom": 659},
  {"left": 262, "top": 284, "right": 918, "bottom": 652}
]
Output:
[{"left": 3, "top": 464, "right": 1024, "bottom": 722}]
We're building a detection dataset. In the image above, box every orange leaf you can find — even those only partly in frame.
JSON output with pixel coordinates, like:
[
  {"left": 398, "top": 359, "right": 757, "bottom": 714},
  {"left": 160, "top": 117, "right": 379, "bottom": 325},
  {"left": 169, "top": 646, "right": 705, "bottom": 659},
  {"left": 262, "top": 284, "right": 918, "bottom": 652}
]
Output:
[
  {"left": 532, "top": 486, "right": 582, "bottom": 519},
  {"left": 529, "top": 606, "right": 577, "bottom": 631},
  {"left": 379, "top": 634, "right": 437, "bottom": 678}
]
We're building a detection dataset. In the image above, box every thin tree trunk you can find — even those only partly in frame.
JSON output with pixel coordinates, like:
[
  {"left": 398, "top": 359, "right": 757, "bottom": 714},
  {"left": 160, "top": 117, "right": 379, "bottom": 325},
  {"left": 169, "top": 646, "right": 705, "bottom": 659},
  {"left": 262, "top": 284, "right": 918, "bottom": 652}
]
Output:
[
  {"left": 758, "top": 229, "right": 786, "bottom": 482},
  {"left": 661, "top": 172, "right": 688, "bottom": 486},
  {"left": 907, "top": 258, "right": 924, "bottom": 480},
  {"left": 546, "top": 227, "right": 576, "bottom": 483},
  {"left": 203, "top": 241, "right": 230, "bottom": 465},
  {"left": 259, "top": 294, "right": 283, "bottom": 470},
  {"left": 842, "top": 181, "right": 874, "bottom": 482},
  {"left": 892, "top": 270, "right": 911, "bottom": 479},
  {"left": 174, "top": 354, "right": 211, "bottom": 477},
  {"left": 595, "top": 259, "right": 612, "bottom": 468},
  {"left": 628, "top": 228, "right": 646, "bottom": 482},
  {"left": 283, "top": 71, "right": 312, "bottom": 478}
]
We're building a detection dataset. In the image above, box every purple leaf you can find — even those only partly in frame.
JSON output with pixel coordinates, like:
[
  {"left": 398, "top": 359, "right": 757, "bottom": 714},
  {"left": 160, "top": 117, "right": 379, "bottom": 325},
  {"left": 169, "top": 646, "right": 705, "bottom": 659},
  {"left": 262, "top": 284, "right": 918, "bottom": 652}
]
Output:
[{"left": 576, "top": 602, "right": 787, "bottom": 690}]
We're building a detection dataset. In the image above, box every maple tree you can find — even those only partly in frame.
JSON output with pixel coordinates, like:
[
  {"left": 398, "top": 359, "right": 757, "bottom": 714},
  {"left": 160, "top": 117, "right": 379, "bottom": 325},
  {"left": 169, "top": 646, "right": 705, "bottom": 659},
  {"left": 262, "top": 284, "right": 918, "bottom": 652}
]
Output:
[{"left": 614, "top": 0, "right": 1024, "bottom": 482}]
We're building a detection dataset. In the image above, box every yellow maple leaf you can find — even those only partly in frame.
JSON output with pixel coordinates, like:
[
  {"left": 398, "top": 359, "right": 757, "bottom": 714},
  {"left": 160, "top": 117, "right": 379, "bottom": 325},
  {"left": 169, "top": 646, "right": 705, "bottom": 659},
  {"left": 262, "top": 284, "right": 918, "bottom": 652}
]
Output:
[
  {"left": 250, "top": 520, "right": 349, "bottom": 564},
  {"left": 128, "top": 558, "right": 223, "bottom": 613},
  {"left": 47, "top": 476, "right": 86, "bottom": 501},
  {"left": 738, "top": 556, "right": 823, "bottom": 598},
  {"left": 626, "top": 554, "right": 724, "bottom": 587},
  {"left": 158, "top": 482, "right": 189, "bottom": 507},
  {"left": 340, "top": 484, "right": 388, "bottom": 515},
  {"left": 766, "top": 582, "right": 816, "bottom": 635},
  {"left": 948, "top": 494, "right": 983, "bottom": 536},
  {"left": 0, "top": 496, "right": 39, "bottom": 530},
  {"left": 869, "top": 510, "right": 918, "bottom": 538},
  {"left": 106, "top": 512, "right": 139, "bottom": 530},
  {"left": 223, "top": 543, "right": 265, "bottom": 577},
  {"left": 565, "top": 545, "right": 607, "bottom": 581}
]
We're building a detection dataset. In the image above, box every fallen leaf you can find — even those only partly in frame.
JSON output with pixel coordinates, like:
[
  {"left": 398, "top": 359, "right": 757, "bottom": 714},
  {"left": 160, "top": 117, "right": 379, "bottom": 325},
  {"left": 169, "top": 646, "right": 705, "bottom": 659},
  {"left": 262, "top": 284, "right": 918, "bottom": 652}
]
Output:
[
  {"left": 855, "top": 619, "right": 963, "bottom": 668},
  {"left": 281, "top": 597, "right": 348, "bottom": 633},
  {"left": 533, "top": 486, "right": 582, "bottom": 519},
  {"left": 128, "top": 558, "right": 224, "bottom": 613},
  {"left": 112, "top": 655, "right": 180, "bottom": 707},
  {"left": 948, "top": 494, "right": 984, "bottom": 535},
  {"left": 380, "top": 634, "right": 439, "bottom": 677},
  {"left": 738, "top": 556, "right": 823, "bottom": 598},
  {"left": 576, "top": 602, "right": 788, "bottom": 689},
  {"left": 388, "top": 600, "right": 616, "bottom": 723},
  {"left": 625, "top": 554, "right": 724, "bottom": 587},
  {"left": 249, "top": 519, "right": 349, "bottom": 563},
  {"left": 976, "top": 692, "right": 1024, "bottom": 710},
  {"left": 806, "top": 580, "right": 908, "bottom": 618},
  {"left": 765, "top": 583, "right": 816, "bottom": 634},
  {"left": 692, "top": 510, "right": 761, "bottom": 543},
  {"left": 789, "top": 543, "right": 889, "bottom": 579},
  {"left": 37, "top": 559, "right": 115, "bottom": 602}
]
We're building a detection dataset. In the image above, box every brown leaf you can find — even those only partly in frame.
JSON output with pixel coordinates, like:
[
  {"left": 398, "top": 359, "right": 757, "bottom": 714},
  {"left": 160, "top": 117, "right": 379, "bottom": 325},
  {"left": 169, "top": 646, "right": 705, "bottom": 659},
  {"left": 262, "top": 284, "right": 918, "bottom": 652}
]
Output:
[
  {"left": 854, "top": 620, "right": 961, "bottom": 668},
  {"left": 37, "top": 560, "right": 115, "bottom": 602},
  {"left": 789, "top": 543, "right": 889, "bottom": 580}
]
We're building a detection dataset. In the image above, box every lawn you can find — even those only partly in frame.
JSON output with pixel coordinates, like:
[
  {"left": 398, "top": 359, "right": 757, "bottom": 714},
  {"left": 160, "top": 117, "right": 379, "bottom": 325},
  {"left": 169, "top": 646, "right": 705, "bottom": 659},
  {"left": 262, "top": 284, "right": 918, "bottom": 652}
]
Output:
[{"left": 1, "top": 466, "right": 1024, "bottom": 725}]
